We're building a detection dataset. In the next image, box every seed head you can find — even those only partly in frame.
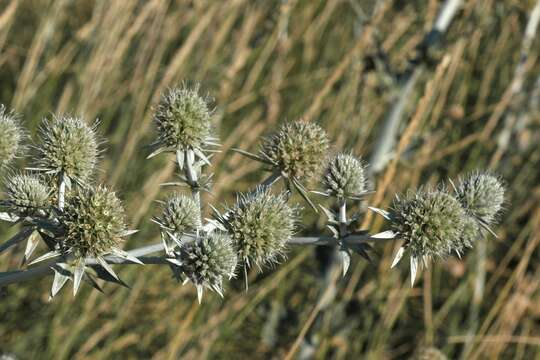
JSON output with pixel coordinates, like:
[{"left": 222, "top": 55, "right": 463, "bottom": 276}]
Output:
[
  {"left": 260, "top": 120, "right": 330, "bottom": 183},
  {"left": 216, "top": 188, "right": 297, "bottom": 268},
  {"left": 176, "top": 232, "right": 237, "bottom": 302},
  {"left": 391, "top": 188, "right": 467, "bottom": 260},
  {"left": 0, "top": 105, "right": 24, "bottom": 170},
  {"left": 152, "top": 85, "right": 213, "bottom": 154},
  {"left": 36, "top": 115, "right": 99, "bottom": 185},
  {"left": 154, "top": 194, "right": 201, "bottom": 251},
  {"left": 3, "top": 173, "right": 50, "bottom": 216},
  {"left": 454, "top": 172, "right": 504, "bottom": 226},
  {"left": 323, "top": 153, "right": 368, "bottom": 199},
  {"left": 60, "top": 185, "right": 127, "bottom": 259}
]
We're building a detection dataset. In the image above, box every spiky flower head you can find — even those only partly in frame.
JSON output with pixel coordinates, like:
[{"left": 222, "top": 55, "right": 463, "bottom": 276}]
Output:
[
  {"left": 151, "top": 84, "right": 214, "bottom": 157},
  {"left": 391, "top": 189, "right": 467, "bottom": 260},
  {"left": 175, "top": 232, "right": 237, "bottom": 303},
  {"left": 260, "top": 120, "right": 330, "bottom": 183},
  {"left": 60, "top": 185, "right": 127, "bottom": 259},
  {"left": 454, "top": 172, "right": 504, "bottom": 226},
  {"left": 0, "top": 105, "right": 24, "bottom": 170},
  {"left": 154, "top": 194, "right": 201, "bottom": 252},
  {"left": 215, "top": 188, "right": 297, "bottom": 268},
  {"left": 36, "top": 115, "right": 99, "bottom": 185},
  {"left": 322, "top": 153, "right": 368, "bottom": 200},
  {"left": 2, "top": 173, "right": 50, "bottom": 216},
  {"left": 415, "top": 347, "right": 448, "bottom": 360}
]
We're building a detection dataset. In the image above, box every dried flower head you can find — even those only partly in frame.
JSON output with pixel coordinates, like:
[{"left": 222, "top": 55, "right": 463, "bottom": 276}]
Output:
[
  {"left": 3, "top": 173, "right": 50, "bottom": 216},
  {"left": 175, "top": 231, "right": 237, "bottom": 303},
  {"left": 260, "top": 121, "right": 330, "bottom": 182},
  {"left": 415, "top": 347, "right": 448, "bottom": 360},
  {"left": 454, "top": 172, "right": 505, "bottom": 227},
  {"left": 215, "top": 188, "right": 297, "bottom": 268},
  {"left": 153, "top": 194, "right": 201, "bottom": 253},
  {"left": 35, "top": 115, "right": 99, "bottom": 185},
  {"left": 322, "top": 153, "right": 368, "bottom": 200},
  {"left": 60, "top": 185, "right": 127, "bottom": 259},
  {"left": 0, "top": 105, "right": 24, "bottom": 170},
  {"left": 151, "top": 85, "right": 214, "bottom": 157}
]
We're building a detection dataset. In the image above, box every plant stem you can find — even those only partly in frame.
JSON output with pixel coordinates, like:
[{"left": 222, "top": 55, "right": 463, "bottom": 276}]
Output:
[
  {"left": 181, "top": 149, "right": 201, "bottom": 207},
  {"left": 0, "top": 235, "right": 393, "bottom": 287}
]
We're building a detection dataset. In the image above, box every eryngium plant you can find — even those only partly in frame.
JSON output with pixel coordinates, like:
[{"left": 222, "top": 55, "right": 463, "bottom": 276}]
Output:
[
  {"left": 321, "top": 153, "right": 368, "bottom": 200},
  {"left": 149, "top": 84, "right": 216, "bottom": 159},
  {"left": 385, "top": 189, "right": 470, "bottom": 285},
  {"left": 60, "top": 185, "right": 128, "bottom": 259},
  {"left": 172, "top": 232, "right": 237, "bottom": 303},
  {"left": 214, "top": 188, "right": 297, "bottom": 269},
  {"left": 153, "top": 194, "right": 201, "bottom": 253},
  {"left": 35, "top": 115, "right": 99, "bottom": 185},
  {"left": 0, "top": 105, "right": 24, "bottom": 170},
  {"left": 453, "top": 172, "right": 505, "bottom": 229},
  {"left": 260, "top": 121, "right": 329, "bottom": 182},
  {"left": 2, "top": 173, "right": 50, "bottom": 217}
]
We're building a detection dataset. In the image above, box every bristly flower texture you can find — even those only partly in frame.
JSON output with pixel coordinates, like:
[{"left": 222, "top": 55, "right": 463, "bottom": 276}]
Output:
[
  {"left": 215, "top": 187, "right": 297, "bottom": 269},
  {"left": 454, "top": 172, "right": 505, "bottom": 229},
  {"left": 322, "top": 153, "right": 368, "bottom": 200},
  {"left": 35, "top": 115, "right": 99, "bottom": 185},
  {"left": 153, "top": 194, "right": 201, "bottom": 253},
  {"left": 60, "top": 185, "right": 127, "bottom": 259},
  {"left": 2, "top": 173, "right": 50, "bottom": 216},
  {"left": 150, "top": 84, "right": 215, "bottom": 158},
  {"left": 0, "top": 105, "right": 24, "bottom": 170},
  {"left": 175, "top": 232, "right": 237, "bottom": 303},
  {"left": 388, "top": 188, "right": 469, "bottom": 285},
  {"left": 260, "top": 120, "right": 330, "bottom": 183}
]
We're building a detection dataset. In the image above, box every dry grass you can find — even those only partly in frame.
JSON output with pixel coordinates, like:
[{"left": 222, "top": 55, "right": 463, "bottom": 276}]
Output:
[{"left": 1, "top": 0, "right": 539, "bottom": 358}]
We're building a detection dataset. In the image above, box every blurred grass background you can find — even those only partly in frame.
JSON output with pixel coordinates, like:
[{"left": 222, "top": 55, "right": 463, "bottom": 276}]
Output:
[{"left": 1, "top": 0, "right": 540, "bottom": 359}]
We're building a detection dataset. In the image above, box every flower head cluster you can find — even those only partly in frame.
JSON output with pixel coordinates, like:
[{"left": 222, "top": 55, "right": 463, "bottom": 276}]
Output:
[
  {"left": 35, "top": 115, "right": 99, "bottom": 185},
  {"left": 390, "top": 189, "right": 468, "bottom": 260},
  {"left": 454, "top": 172, "right": 504, "bottom": 227},
  {"left": 0, "top": 105, "right": 24, "bottom": 170},
  {"left": 153, "top": 194, "right": 201, "bottom": 252},
  {"left": 151, "top": 85, "right": 214, "bottom": 156},
  {"left": 260, "top": 121, "right": 330, "bottom": 183},
  {"left": 175, "top": 232, "right": 237, "bottom": 303},
  {"left": 3, "top": 173, "right": 50, "bottom": 216},
  {"left": 60, "top": 185, "right": 127, "bottom": 259},
  {"left": 322, "top": 153, "right": 368, "bottom": 200},
  {"left": 215, "top": 188, "right": 297, "bottom": 268}
]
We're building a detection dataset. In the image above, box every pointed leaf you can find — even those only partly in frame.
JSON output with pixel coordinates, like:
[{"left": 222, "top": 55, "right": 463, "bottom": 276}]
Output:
[
  {"left": 166, "top": 258, "right": 183, "bottom": 267},
  {"left": 97, "top": 257, "right": 119, "bottom": 280},
  {"left": 410, "top": 256, "right": 418, "bottom": 287},
  {"left": 368, "top": 206, "right": 391, "bottom": 220},
  {"left": 371, "top": 230, "right": 397, "bottom": 239},
  {"left": 0, "top": 227, "right": 34, "bottom": 253},
  {"left": 51, "top": 266, "right": 70, "bottom": 297},
  {"left": 0, "top": 212, "right": 19, "bottom": 223},
  {"left": 73, "top": 260, "right": 86, "bottom": 296},
  {"left": 292, "top": 179, "right": 318, "bottom": 213},
  {"left": 28, "top": 250, "right": 61, "bottom": 265},
  {"left": 197, "top": 285, "right": 203, "bottom": 304},
  {"left": 230, "top": 148, "right": 273, "bottom": 164},
  {"left": 339, "top": 248, "right": 351, "bottom": 277},
  {"left": 118, "top": 229, "right": 139, "bottom": 237},
  {"left": 22, "top": 231, "right": 41, "bottom": 265},
  {"left": 391, "top": 247, "right": 405, "bottom": 268},
  {"left": 110, "top": 248, "right": 144, "bottom": 265},
  {"left": 147, "top": 146, "right": 168, "bottom": 159},
  {"left": 193, "top": 148, "right": 212, "bottom": 166}
]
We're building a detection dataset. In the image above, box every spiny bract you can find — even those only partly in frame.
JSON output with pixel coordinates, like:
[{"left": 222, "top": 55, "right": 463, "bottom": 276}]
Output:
[
  {"left": 454, "top": 172, "right": 504, "bottom": 226},
  {"left": 177, "top": 232, "right": 237, "bottom": 302},
  {"left": 323, "top": 153, "right": 368, "bottom": 199},
  {"left": 152, "top": 85, "right": 213, "bottom": 153},
  {"left": 60, "top": 185, "right": 127, "bottom": 258},
  {"left": 0, "top": 105, "right": 24, "bottom": 170},
  {"left": 3, "top": 173, "right": 50, "bottom": 216},
  {"left": 391, "top": 189, "right": 467, "bottom": 260},
  {"left": 260, "top": 120, "right": 330, "bottom": 182},
  {"left": 36, "top": 115, "right": 99, "bottom": 185},
  {"left": 217, "top": 188, "right": 297, "bottom": 268}
]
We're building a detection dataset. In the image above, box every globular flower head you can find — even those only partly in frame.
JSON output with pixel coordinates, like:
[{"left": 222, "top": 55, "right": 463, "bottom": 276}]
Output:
[
  {"left": 260, "top": 120, "right": 330, "bottom": 183},
  {"left": 391, "top": 188, "right": 467, "bottom": 260},
  {"left": 0, "top": 105, "right": 24, "bottom": 170},
  {"left": 454, "top": 172, "right": 505, "bottom": 226},
  {"left": 60, "top": 185, "right": 127, "bottom": 258},
  {"left": 154, "top": 194, "right": 201, "bottom": 252},
  {"left": 36, "top": 115, "right": 99, "bottom": 185},
  {"left": 152, "top": 84, "right": 214, "bottom": 155},
  {"left": 415, "top": 347, "right": 447, "bottom": 360},
  {"left": 176, "top": 232, "right": 237, "bottom": 303},
  {"left": 216, "top": 188, "right": 297, "bottom": 268},
  {"left": 323, "top": 153, "right": 368, "bottom": 200},
  {"left": 2, "top": 173, "right": 50, "bottom": 216}
]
